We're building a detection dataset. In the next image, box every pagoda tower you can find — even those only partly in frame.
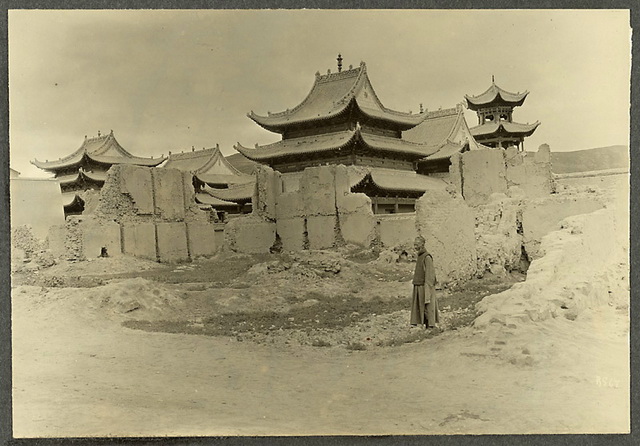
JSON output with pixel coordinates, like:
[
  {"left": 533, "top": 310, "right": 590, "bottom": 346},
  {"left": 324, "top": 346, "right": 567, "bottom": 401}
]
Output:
[
  {"left": 32, "top": 130, "right": 166, "bottom": 216},
  {"left": 465, "top": 79, "right": 540, "bottom": 150}
]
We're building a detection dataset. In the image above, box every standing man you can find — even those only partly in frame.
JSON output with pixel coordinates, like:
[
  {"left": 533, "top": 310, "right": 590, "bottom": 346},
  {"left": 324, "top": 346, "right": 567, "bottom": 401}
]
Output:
[{"left": 410, "top": 235, "right": 439, "bottom": 328}]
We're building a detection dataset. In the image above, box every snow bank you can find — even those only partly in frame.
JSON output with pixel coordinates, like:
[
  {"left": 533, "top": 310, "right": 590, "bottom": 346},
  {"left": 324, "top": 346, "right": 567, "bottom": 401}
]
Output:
[{"left": 474, "top": 207, "right": 627, "bottom": 329}]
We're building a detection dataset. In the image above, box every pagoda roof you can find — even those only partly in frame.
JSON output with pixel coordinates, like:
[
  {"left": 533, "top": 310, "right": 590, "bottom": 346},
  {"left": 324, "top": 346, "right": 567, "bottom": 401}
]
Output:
[
  {"left": 164, "top": 145, "right": 249, "bottom": 176},
  {"left": 234, "top": 126, "right": 442, "bottom": 163},
  {"left": 420, "top": 141, "right": 467, "bottom": 162},
  {"left": 402, "top": 105, "right": 465, "bottom": 145},
  {"left": 248, "top": 62, "right": 427, "bottom": 133},
  {"left": 351, "top": 167, "right": 448, "bottom": 194},
  {"left": 57, "top": 168, "right": 108, "bottom": 186},
  {"left": 61, "top": 192, "right": 84, "bottom": 209},
  {"left": 465, "top": 82, "right": 529, "bottom": 110},
  {"left": 195, "top": 173, "right": 254, "bottom": 187},
  {"left": 470, "top": 121, "right": 540, "bottom": 138},
  {"left": 32, "top": 131, "right": 166, "bottom": 171},
  {"left": 195, "top": 192, "right": 240, "bottom": 207},
  {"left": 203, "top": 182, "right": 255, "bottom": 202}
]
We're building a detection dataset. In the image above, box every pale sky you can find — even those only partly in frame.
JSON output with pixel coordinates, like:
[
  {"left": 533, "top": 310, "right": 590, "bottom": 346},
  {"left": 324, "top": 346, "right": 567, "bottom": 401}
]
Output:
[{"left": 8, "top": 9, "right": 631, "bottom": 178}]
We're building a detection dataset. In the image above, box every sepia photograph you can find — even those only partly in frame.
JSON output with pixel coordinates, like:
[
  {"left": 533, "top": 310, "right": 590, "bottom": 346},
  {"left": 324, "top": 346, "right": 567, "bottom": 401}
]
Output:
[{"left": 7, "top": 8, "right": 631, "bottom": 438}]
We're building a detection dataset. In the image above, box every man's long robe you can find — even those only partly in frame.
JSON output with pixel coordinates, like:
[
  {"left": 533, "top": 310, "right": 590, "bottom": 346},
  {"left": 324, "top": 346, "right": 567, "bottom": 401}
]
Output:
[{"left": 410, "top": 250, "right": 439, "bottom": 327}]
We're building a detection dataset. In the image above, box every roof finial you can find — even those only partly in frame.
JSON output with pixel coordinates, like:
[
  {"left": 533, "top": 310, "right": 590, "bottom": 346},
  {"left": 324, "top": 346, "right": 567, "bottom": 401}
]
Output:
[
  {"left": 337, "top": 53, "right": 343, "bottom": 72},
  {"left": 192, "top": 145, "right": 195, "bottom": 152},
  {"left": 492, "top": 75, "right": 495, "bottom": 83},
  {"left": 419, "top": 103, "right": 424, "bottom": 113},
  {"left": 97, "top": 130, "right": 101, "bottom": 137}
]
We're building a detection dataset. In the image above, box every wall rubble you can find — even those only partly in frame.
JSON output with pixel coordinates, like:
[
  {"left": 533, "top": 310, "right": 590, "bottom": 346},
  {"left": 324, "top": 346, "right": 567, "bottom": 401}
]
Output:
[{"left": 50, "top": 165, "right": 217, "bottom": 262}]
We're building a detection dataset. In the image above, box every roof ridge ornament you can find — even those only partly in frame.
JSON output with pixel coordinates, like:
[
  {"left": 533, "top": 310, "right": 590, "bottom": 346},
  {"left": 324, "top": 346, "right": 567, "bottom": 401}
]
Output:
[{"left": 337, "top": 53, "right": 343, "bottom": 72}]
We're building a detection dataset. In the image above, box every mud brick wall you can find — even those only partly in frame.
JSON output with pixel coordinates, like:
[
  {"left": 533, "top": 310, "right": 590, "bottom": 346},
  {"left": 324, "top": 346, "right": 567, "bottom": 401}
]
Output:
[
  {"left": 460, "top": 148, "right": 508, "bottom": 206},
  {"left": 51, "top": 165, "right": 217, "bottom": 263},
  {"left": 504, "top": 145, "right": 555, "bottom": 198},
  {"left": 122, "top": 222, "right": 156, "bottom": 260},
  {"left": 375, "top": 214, "right": 417, "bottom": 248},
  {"left": 47, "top": 216, "right": 122, "bottom": 261},
  {"left": 224, "top": 215, "right": 276, "bottom": 254},
  {"left": 474, "top": 195, "right": 524, "bottom": 275},
  {"left": 415, "top": 189, "right": 477, "bottom": 285},
  {"left": 334, "top": 165, "right": 375, "bottom": 247},
  {"left": 225, "top": 165, "right": 376, "bottom": 253}
]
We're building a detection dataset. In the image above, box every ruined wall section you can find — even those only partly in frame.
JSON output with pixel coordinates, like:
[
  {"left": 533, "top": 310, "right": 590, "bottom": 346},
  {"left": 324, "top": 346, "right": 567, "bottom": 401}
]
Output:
[
  {"left": 461, "top": 145, "right": 555, "bottom": 206},
  {"left": 474, "top": 194, "right": 525, "bottom": 276},
  {"left": 415, "top": 189, "right": 477, "bottom": 285},
  {"left": 50, "top": 165, "right": 215, "bottom": 262},
  {"left": 224, "top": 165, "right": 376, "bottom": 254},
  {"left": 461, "top": 148, "right": 507, "bottom": 206},
  {"left": 504, "top": 145, "right": 555, "bottom": 198}
]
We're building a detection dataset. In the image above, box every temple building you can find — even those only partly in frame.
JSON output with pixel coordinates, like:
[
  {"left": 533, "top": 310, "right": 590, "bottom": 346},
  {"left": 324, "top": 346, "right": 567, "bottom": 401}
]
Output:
[
  {"left": 32, "top": 130, "right": 166, "bottom": 216},
  {"left": 162, "top": 145, "right": 255, "bottom": 218},
  {"left": 235, "top": 58, "right": 484, "bottom": 213},
  {"left": 465, "top": 79, "right": 540, "bottom": 150}
]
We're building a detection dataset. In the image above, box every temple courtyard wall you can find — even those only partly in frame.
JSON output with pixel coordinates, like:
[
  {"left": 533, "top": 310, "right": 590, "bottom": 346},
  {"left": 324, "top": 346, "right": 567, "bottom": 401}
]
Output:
[
  {"left": 30, "top": 146, "right": 612, "bottom": 284},
  {"left": 225, "top": 146, "right": 608, "bottom": 286},
  {"left": 47, "top": 165, "right": 221, "bottom": 262}
]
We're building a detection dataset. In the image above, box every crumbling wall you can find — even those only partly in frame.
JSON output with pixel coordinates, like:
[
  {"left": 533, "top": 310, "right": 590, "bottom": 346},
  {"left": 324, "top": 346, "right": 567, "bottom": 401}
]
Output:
[
  {"left": 55, "top": 165, "right": 213, "bottom": 263},
  {"left": 521, "top": 194, "right": 605, "bottom": 259},
  {"left": 225, "top": 165, "right": 378, "bottom": 253},
  {"left": 46, "top": 215, "right": 121, "bottom": 261},
  {"left": 504, "top": 145, "right": 555, "bottom": 198},
  {"left": 334, "top": 165, "right": 375, "bottom": 246},
  {"left": 461, "top": 148, "right": 507, "bottom": 206},
  {"left": 415, "top": 189, "right": 477, "bottom": 285},
  {"left": 474, "top": 194, "right": 524, "bottom": 275},
  {"left": 460, "top": 145, "right": 555, "bottom": 206},
  {"left": 448, "top": 152, "right": 463, "bottom": 196}
]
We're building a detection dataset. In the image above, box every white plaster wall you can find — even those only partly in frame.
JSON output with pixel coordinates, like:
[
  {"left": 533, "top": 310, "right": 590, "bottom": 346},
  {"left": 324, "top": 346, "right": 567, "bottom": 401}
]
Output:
[{"left": 10, "top": 178, "right": 65, "bottom": 241}]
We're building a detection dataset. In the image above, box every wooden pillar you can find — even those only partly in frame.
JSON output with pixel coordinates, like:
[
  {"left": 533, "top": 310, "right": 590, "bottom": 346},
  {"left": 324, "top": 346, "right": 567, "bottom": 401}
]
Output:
[
  {"left": 394, "top": 199, "right": 399, "bottom": 214},
  {"left": 373, "top": 198, "right": 379, "bottom": 214}
]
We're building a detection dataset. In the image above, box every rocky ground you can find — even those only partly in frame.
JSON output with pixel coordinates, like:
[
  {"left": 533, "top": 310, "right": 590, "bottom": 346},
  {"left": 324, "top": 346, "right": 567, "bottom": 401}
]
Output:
[{"left": 10, "top": 173, "right": 630, "bottom": 437}]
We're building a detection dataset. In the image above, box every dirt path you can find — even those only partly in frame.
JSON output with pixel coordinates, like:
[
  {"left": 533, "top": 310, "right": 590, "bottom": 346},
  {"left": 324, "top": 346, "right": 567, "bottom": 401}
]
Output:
[{"left": 12, "top": 286, "right": 628, "bottom": 437}]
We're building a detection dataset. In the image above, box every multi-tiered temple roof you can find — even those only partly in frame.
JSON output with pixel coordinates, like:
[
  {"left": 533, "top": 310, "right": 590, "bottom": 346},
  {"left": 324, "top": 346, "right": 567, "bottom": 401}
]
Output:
[
  {"left": 163, "top": 145, "right": 253, "bottom": 188},
  {"left": 236, "top": 61, "right": 435, "bottom": 173},
  {"left": 163, "top": 145, "right": 254, "bottom": 213},
  {"left": 465, "top": 80, "right": 540, "bottom": 150},
  {"left": 237, "top": 58, "right": 486, "bottom": 212},
  {"left": 32, "top": 130, "right": 166, "bottom": 215}
]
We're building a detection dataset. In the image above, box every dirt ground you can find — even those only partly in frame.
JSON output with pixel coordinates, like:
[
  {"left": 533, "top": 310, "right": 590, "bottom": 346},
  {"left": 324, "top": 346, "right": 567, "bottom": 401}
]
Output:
[{"left": 11, "top": 174, "right": 630, "bottom": 437}]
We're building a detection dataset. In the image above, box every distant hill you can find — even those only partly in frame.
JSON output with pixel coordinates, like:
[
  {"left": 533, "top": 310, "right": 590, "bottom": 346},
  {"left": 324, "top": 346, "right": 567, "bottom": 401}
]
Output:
[
  {"left": 226, "top": 152, "right": 259, "bottom": 175},
  {"left": 551, "top": 145, "right": 629, "bottom": 174}
]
